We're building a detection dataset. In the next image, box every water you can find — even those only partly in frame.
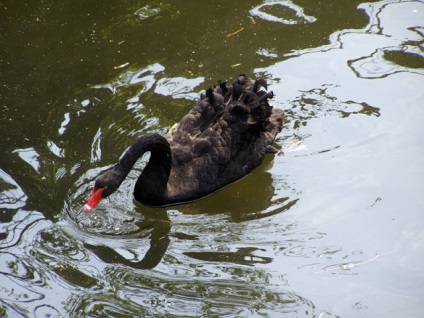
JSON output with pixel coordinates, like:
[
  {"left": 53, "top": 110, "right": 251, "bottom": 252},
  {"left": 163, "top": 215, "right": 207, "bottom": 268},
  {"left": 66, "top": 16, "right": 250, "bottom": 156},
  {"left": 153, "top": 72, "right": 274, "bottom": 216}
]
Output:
[{"left": 1, "top": 0, "right": 424, "bottom": 317}]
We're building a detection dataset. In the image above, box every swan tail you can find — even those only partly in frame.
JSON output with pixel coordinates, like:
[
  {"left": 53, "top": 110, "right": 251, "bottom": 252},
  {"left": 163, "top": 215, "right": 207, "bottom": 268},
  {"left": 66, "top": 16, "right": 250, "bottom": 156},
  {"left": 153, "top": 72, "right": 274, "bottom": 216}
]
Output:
[
  {"left": 252, "top": 78, "right": 268, "bottom": 93},
  {"left": 229, "top": 77, "right": 278, "bottom": 133}
]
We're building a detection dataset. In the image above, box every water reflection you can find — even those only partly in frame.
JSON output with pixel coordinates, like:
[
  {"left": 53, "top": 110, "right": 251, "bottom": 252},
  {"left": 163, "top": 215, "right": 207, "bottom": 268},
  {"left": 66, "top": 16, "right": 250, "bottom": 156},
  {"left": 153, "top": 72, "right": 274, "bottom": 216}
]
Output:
[
  {"left": 66, "top": 153, "right": 296, "bottom": 270},
  {"left": 84, "top": 213, "right": 171, "bottom": 270},
  {"left": 349, "top": 47, "right": 424, "bottom": 78},
  {"left": 184, "top": 247, "right": 273, "bottom": 266},
  {"left": 167, "top": 156, "right": 298, "bottom": 222},
  {"left": 1, "top": 0, "right": 423, "bottom": 316},
  {"left": 0, "top": 169, "right": 27, "bottom": 211},
  {"left": 250, "top": 1, "right": 317, "bottom": 25},
  {"left": 352, "top": 1, "right": 424, "bottom": 78},
  {"left": 12, "top": 148, "right": 41, "bottom": 173},
  {"left": 93, "top": 62, "right": 165, "bottom": 94},
  {"left": 62, "top": 60, "right": 298, "bottom": 269},
  {"left": 83, "top": 216, "right": 274, "bottom": 270},
  {"left": 0, "top": 210, "right": 70, "bottom": 317}
]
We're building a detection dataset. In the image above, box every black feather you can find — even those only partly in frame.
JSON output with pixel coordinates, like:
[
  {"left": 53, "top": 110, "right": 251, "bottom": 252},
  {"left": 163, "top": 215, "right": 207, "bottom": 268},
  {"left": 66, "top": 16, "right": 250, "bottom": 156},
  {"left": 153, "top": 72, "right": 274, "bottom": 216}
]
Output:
[{"left": 84, "top": 75, "right": 285, "bottom": 209}]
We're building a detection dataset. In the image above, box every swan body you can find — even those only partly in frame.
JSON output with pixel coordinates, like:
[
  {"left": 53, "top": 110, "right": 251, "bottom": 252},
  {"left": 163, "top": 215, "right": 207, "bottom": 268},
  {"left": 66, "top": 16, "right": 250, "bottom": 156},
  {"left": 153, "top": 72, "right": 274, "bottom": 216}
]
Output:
[{"left": 83, "top": 75, "right": 284, "bottom": 211}]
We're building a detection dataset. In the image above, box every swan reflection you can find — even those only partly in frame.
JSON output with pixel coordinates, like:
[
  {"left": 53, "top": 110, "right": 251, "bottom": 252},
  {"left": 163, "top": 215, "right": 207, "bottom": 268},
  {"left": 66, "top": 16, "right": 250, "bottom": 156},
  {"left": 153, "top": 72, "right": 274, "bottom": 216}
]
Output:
[{"left": 81, "top": 157, "right": 296, "bottom": 269}]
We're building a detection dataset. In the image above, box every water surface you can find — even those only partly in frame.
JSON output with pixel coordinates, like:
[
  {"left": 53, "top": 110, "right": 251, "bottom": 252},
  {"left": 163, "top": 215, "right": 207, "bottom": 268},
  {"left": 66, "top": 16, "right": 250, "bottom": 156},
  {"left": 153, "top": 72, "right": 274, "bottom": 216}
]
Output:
[{"left": 1, "top": 0, "right": 424, "bottom": 317}]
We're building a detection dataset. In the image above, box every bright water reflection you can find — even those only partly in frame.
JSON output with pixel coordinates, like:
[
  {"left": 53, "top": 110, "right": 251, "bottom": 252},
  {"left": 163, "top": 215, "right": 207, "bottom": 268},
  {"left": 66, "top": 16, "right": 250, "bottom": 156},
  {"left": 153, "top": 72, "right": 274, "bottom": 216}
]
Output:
[{"left": 1, "top": 0, "right": 424, "bottom": 317}]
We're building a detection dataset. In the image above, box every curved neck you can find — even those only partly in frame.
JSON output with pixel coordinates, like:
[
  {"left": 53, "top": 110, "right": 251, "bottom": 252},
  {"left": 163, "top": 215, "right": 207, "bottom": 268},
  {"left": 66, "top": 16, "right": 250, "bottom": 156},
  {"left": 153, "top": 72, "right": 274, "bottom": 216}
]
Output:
[
  {"left": 119, "top": 134, "right": 170, "bottom": 172},
  {"left": 118, "top": 133, "right": 172, "bottom": 205}
]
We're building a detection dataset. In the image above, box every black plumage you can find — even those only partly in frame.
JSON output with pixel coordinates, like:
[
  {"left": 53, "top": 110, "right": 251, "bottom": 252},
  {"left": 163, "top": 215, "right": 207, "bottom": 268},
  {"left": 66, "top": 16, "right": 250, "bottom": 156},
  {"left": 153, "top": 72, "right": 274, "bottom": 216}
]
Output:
[{"left": 83, "top": 75, "right": 284, "bottom": 211}]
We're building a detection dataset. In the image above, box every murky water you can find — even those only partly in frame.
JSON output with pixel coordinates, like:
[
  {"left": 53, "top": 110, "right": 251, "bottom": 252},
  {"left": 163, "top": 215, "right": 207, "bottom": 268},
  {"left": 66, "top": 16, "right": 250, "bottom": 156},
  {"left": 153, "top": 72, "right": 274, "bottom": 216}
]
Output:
[{"left": 1, "top": 0, "right": 424, "bottom": 317}]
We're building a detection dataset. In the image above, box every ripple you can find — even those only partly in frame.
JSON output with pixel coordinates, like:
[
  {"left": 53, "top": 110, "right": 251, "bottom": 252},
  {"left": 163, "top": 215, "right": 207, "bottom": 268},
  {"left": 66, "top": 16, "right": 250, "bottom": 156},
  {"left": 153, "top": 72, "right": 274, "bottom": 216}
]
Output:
[
  {"left": 384, "top": 48, "right": 424, "bottom": 70},
  {"left": 51, "top": 264, "right": 98, "bottom": 289},
  {"left": 90, "top": 127, "right": 103, "bottom": 163},
  {"left": 154, "top": 76, "right": 205, "bottom": 100},
  {"left": 0, "top": 253, "right": 34, "bottom": 279},
  {"left": 184, "top": 247, "right": 273, "bottom": 266},
  {"left": 134, "top": 5, "right": 161, "bottom": 20},
  {"left": 0, "top": 210, "right": 46, "bottom": 249},
  {"left": 12, "top": 148, "right": 41, "bottom": 173},
  {"left": 64, "top": 165, "right": 149, "bottom": 236},
  {"left": 58, "top": 112, "right": 71, "bottom": 135},
  {"left": 0, "top": 168, "right": 27, "bottom": 210},
  {"left": 33, "top": 305, "right": 61, "bottom": 318},
  {"left": 0, "top": 253, "right": 44, "bottom": 305},
  {"left": 35, "top": 226, "right": 82, "bottom": 258},
  {"left": 250, "top": 1, "right": 316, "bottom": 25},
  {"left": 349, "top": 47, "right": 424, "bottom": 79},
  {"left": 46, "top": 140, "right": 64, "bottom": 158},
  {"left": 360, "top": 1, "right": 424, "bottom": 41},
  {"left": 93, "top": 63, "right": 165, "bottom": 94},
  {"left": 283, "top": 85, "right": 380, "bottom": 142},
  {"left": 69, "top": 267, "right": 316, "bottom": 317},
  {"left": 67, "top": 292, "right": 149, "bottom": 318},
  {"left": 348, "top": 1, "right": 424, "bottom": 79}
]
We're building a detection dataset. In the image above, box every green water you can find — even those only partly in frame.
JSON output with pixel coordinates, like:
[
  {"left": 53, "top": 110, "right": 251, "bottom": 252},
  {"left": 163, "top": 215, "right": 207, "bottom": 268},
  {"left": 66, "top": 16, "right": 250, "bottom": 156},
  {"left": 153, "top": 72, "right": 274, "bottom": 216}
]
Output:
[{"left": 1, "top": 0, "right": 423, "bottom": 317}]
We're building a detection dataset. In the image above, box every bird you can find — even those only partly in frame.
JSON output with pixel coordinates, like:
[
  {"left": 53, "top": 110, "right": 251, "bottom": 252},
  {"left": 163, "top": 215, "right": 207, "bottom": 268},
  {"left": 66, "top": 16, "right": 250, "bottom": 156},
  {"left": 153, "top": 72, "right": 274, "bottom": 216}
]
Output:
[{"left": 83, "top": 74, "right": 284, "bottom": 212}]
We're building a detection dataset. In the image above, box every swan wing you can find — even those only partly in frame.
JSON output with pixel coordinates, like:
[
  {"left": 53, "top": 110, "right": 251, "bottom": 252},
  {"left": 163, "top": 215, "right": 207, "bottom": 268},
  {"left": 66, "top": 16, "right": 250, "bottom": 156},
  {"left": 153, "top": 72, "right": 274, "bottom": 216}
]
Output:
[{"left": 164, "top": 77, "right": 284, "bottom": 200}]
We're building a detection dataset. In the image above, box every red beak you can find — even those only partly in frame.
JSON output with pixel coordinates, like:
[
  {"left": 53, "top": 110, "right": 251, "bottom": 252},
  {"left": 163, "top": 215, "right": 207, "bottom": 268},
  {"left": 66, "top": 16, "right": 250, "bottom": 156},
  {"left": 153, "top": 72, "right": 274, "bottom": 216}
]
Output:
[{"left": 83, "top": 187, "right": 105, "bottom": 212}]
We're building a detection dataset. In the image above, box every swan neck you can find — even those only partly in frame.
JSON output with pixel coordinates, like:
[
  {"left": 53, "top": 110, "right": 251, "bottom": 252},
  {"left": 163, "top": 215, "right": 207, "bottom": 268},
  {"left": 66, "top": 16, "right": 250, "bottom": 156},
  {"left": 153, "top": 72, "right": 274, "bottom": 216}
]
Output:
[
  {"left": 121, "top": 134, "right": 172, "bottom": 205},
  {"left": 119, "top": 133, "right": 171, "bottom": 173}
]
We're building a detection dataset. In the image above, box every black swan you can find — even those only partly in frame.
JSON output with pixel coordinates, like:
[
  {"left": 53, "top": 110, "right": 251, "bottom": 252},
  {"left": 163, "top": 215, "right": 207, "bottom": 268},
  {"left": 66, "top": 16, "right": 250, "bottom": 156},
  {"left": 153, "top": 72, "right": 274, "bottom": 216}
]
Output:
[{"left": 83, "top": 75, "right": 284, "bottom": 211}]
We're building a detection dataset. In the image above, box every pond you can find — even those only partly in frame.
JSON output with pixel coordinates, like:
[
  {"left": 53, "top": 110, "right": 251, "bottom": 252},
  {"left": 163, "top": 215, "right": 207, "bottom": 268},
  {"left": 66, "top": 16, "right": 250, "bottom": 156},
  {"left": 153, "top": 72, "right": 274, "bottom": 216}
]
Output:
[{"left": 1, "top": 0, "right": 424, "bottom": 317}]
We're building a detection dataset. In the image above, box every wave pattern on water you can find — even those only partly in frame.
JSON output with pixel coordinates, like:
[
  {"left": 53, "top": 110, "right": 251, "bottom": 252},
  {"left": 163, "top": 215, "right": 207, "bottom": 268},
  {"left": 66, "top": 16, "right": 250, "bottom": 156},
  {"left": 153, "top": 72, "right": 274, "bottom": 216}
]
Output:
[
  {"left": 250, "top": 1, "right": 317, "bottom": 25},
  {"left": 1, "top": 0, "right": 423, "bottom": 316}
]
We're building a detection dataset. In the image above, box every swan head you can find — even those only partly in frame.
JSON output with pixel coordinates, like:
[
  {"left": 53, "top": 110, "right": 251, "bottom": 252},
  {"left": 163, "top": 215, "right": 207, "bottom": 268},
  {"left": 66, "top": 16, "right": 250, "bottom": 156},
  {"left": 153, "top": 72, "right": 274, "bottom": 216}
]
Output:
[{"left": 83, "top": 168, "right": 123, "bottom": 212}]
